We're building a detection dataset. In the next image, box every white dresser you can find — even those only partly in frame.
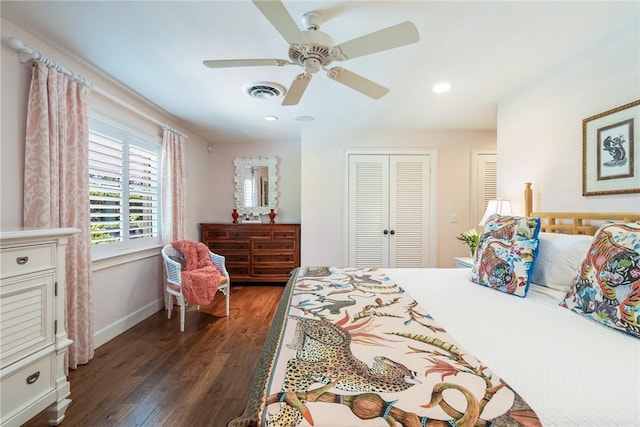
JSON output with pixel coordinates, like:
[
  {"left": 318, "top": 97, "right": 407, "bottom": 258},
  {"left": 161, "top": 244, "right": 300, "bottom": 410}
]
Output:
[{"left": 0, "top": 228, "right": 78, "bottom": 426}]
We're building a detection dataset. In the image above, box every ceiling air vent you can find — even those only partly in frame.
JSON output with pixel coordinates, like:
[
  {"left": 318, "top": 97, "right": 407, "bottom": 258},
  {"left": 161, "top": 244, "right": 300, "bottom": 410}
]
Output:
[{"left": 245, "top": 82, "right": 286, "bottom": 100}]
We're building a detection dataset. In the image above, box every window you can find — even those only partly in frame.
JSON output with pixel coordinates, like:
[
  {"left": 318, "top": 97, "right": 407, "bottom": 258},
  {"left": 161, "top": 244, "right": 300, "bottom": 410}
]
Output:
[{"left": 89, "top": 116, "right": 162, "bottom": 254}]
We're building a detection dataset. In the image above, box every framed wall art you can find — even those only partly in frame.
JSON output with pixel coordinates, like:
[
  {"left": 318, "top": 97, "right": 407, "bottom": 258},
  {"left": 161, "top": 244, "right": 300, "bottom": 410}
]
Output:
[{"left": 583, "top": 99, "right": 640, "bottom": 196}]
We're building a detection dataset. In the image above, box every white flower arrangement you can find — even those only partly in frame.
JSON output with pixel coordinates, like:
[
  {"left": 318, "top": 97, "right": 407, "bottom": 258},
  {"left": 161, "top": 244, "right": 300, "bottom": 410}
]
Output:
[{"left": 456, "top": 228, "right": 480, "bottom": 257}]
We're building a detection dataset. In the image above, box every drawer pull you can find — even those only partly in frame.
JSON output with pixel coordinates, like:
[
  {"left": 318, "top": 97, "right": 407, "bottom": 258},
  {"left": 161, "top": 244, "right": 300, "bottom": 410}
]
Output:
[
  {"left": 26, "top": 371, "right": 40, "bottom": 384},
  {"left": 16, "top": 256, "right": 29, "bottom": 265}
]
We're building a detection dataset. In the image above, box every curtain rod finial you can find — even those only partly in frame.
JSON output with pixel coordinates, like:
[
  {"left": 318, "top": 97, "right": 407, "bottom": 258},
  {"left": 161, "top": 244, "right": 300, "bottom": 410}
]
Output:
[{"left": 7, "top": 38, "right": 25, "bottom": 51}]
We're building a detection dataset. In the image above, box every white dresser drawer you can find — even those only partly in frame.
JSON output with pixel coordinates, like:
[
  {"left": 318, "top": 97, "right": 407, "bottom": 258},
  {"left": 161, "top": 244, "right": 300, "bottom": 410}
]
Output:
[
  {"left": 0, "top": 350, "right": 56, "bottom": 425},
  {"left": 0, "top": 274, "right": 54, "bottom": 367},
  {"left": 1, "top": 244, "right": 55, "bottom": 279},
  {"left": 0, "top": 228, "right": 76, "bottom": 425}
]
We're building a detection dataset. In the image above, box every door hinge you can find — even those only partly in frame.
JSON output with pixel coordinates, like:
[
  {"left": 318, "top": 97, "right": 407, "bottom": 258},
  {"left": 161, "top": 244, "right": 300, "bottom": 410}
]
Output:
[
  {"left": 55, "top": 282, "right": 58, "bottom": 296},
  {"left": 54, "top": 320, "right": 57, "bottom": 334}
]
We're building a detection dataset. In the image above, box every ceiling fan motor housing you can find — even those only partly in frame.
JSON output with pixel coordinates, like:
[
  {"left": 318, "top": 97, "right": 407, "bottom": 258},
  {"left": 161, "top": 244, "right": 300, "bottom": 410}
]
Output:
[{"left": 289, "top": 29, "right": 336, "bottom": 73}]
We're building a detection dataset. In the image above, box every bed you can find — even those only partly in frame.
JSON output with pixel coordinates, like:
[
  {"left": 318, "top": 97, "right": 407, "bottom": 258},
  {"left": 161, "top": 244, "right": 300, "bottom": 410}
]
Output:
[{"left": 228, "top": 184, "right": 640, "bottom": 427}]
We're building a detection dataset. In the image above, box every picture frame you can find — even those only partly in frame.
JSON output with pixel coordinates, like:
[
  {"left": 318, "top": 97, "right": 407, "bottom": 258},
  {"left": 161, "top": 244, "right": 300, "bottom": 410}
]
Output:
[{"left": 583, "top": 99, "right": 640, "bottom": 196}]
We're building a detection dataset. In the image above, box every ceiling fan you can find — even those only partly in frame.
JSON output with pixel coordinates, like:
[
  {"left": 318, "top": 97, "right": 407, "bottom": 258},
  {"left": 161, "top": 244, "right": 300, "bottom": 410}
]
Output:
[{"left": 203, "top": 0, "right": 420, "bottom": 106}]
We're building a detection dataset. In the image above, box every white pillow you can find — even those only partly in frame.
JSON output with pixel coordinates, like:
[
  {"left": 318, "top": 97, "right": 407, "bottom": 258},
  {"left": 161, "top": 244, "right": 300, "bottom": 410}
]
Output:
[{"left": 531, "top": 232, "right": 593, "bottom": 293}]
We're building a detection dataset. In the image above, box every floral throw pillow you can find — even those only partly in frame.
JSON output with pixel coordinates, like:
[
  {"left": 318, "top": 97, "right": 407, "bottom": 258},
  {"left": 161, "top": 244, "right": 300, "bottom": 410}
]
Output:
[
  {"left": 471, "top": 236, "right": 539, "bottom": 297},
  {"left": 480, "top": 214, "right": 540, "bottom": 242},
  {"left": 560, "top": 223, "right": 640, "bottom": 338}
]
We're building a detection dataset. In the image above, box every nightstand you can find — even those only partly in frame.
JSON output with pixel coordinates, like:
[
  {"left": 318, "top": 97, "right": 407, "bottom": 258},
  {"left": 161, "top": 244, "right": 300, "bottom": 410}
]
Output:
[{"left": 454, "top": 257, "right": 474, "bottom": 268}]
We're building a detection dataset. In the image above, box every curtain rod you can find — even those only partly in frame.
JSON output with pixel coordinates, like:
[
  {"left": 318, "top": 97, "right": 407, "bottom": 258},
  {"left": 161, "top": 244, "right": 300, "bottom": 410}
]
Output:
[{"left": 7, "top": 37, "right": 188, "bottom": 139}]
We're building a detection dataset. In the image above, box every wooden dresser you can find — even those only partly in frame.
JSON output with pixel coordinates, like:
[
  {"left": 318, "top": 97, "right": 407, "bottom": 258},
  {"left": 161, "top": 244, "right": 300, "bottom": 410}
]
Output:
[
  {"left": 200, "top": 223, "right": 300, "bottom": 283},
  {"left": 0, "top": 228, "right": 78, "bottom": 426}
]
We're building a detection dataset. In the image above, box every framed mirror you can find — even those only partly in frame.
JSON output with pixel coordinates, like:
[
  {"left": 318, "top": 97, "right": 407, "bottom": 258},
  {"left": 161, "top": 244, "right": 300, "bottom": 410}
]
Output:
[{"left": 234, "top": 157, "right": 278, "bottom": 218}]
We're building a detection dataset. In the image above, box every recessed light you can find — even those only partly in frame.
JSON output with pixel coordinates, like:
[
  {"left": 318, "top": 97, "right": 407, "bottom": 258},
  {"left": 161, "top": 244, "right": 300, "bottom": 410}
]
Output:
[
  {"left": 264, "top": 116, "right": 278, "bottom": 121},
  {"left": 432, "top": 82, "right": 451, "bottom": 94},
  {"left": 295, "top": 115, "right": 314, "bottom": 122}
]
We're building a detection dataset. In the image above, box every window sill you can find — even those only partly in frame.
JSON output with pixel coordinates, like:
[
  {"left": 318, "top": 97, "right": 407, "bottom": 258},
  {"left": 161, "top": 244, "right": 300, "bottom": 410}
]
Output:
[{"left": 91, "top": 245, "right": 162, "bottom": 272}]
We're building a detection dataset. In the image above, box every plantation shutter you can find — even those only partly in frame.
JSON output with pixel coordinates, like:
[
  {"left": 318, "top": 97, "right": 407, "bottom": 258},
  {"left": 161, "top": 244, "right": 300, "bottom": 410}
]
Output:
[
  {"left": 89, "top": 131, "right": 124, "bottom": 244},
  {"left": 128, "top": 141, "right": 159, "bottom": 240}
]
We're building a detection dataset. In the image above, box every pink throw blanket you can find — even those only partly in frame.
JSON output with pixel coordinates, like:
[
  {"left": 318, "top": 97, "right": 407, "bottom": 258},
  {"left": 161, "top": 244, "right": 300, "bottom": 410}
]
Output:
[{"left": 172, "top": 240, "right": 224, "bottom": 305}]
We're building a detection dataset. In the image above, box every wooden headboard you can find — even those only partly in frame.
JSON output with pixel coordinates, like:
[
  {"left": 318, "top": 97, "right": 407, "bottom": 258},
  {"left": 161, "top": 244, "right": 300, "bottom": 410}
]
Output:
[{"left": 523, "top": 182, "right": 640, "bottom": 235}]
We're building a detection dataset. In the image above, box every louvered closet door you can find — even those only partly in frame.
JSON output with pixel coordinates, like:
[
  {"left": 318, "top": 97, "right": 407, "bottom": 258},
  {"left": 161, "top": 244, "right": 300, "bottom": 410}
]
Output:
[
  {"left": 348, "top": 154, "right": 430, "bottom": 268},
  {"left": 348, "top": 155, "right": 390, "bottom": 267},
  {"left": 472, "top": 151, "right": 497, "bottom": 226},
  {"left": 389, "top": 155, "right": 430, "bottom": 267}
]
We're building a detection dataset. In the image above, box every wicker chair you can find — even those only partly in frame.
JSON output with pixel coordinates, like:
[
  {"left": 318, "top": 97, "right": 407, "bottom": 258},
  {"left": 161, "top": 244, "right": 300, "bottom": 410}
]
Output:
[{"left": 161, "top": 244, "right": 230, "bottom": 332}]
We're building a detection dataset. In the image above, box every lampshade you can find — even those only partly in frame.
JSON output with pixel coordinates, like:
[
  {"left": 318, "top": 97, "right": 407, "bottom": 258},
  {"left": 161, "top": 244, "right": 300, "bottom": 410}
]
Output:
[{"left": 479, "top": 198, "right": 513, "bottom": 226}]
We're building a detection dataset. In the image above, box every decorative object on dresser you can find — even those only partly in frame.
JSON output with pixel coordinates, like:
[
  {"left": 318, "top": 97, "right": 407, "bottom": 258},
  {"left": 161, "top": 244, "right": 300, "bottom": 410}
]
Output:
[
  {"left": 233, "top": 156, "right": 278, "bottom": 221},
  {"left": 200, "top": 223, "right": 300, "bottom": 283},
  {"left": 0, "top": 228, "right": 78, "bottom": 426},
  {"left": 232, "top": 208, "right": 239, "bottom": 224}
]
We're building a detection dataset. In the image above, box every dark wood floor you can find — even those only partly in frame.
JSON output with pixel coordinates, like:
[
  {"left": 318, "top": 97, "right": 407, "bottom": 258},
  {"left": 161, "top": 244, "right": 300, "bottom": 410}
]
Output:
[{"left": 23, "top": 284, "right": 285, "bottom": 427}]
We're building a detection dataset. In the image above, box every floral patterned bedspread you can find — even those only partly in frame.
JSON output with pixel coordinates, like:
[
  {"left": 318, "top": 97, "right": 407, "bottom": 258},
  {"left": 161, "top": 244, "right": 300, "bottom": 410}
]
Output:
[{"left": 228, "top": 267, "right": 541, "bottom": 427}]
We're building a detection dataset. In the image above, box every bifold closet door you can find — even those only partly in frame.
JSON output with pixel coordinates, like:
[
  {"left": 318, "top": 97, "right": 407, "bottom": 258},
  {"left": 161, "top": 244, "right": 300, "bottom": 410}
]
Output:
[{"left": 348, "top": 154, "right": 431, "bottom": 268}]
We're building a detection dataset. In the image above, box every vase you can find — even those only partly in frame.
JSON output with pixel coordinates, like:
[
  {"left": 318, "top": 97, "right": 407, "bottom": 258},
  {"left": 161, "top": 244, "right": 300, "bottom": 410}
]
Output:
[
  {"left": 268, "top": 208, "right": 276, "bottom": 224},
  {"left": 469, "top": 246, "right": 476, "bottom": 258},
  {"left": 232, "top": 208, "right": 239, "bottom": 224}
]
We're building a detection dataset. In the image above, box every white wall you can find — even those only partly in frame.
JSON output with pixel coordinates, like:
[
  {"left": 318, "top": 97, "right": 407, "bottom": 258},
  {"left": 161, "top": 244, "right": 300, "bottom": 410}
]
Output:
[
  {"left": 1, "top": 20, "right": 215, "bottom": 346},
  {"left": 300, "top": 129, "right": 496, "bottom": 268},
  {"left": 498, "top": 17, "right": 640, "bottom": 214},
  {"left": 206, "top": 140, "right": 301, "bottom": 224}
]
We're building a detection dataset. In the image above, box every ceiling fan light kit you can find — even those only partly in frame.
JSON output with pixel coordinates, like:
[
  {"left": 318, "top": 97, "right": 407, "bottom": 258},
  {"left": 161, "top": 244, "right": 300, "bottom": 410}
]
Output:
[{"left": 203, "top": 0, "right": 420, "bottom": 106}]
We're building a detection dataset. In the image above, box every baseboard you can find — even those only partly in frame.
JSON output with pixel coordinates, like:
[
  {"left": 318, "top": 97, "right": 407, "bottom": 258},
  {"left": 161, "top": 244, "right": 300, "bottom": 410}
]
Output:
[{"left": 93, "top": 298, "right": 164, "bottom": 348}]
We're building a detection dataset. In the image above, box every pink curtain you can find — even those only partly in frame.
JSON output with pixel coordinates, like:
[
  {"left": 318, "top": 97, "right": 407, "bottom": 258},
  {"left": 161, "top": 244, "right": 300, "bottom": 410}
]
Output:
[
  {"left": 23, "top": 62, "right": 94, "bottom": 369},
  {"left": 162, "top": 129, "right": 186, "bottom": 242}
]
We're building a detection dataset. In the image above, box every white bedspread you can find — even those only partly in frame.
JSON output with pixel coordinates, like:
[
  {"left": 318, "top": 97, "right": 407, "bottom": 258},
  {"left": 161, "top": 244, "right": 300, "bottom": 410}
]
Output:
[{"left": 384, "top": 268, "right": 640, "bottom": 427}]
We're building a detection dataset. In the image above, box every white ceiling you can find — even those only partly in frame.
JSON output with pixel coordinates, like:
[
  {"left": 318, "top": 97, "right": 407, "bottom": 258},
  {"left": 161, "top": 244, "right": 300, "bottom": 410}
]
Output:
[{"left": 1, "top": 1, "right": 638, "bottom": 144}]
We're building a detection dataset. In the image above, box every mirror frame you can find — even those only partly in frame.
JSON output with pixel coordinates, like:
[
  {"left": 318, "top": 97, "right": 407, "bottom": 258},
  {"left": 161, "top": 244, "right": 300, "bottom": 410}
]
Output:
[{"left": 233, "top": 156, "right": 278, "bottom": 217}]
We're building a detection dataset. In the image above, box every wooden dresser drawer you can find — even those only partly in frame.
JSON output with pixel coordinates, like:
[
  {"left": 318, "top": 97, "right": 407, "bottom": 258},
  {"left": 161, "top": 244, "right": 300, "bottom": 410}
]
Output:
[
  {"left": 1, "top": 244, "right": 55, "bottom": 279},
  {"left": 1, "top": 349, "right": 56, "bottom": 425},
  {"left": 223, "top": 253, "right": 250, "bottom": 264},
  {"left": 227, "top": 265, "right": 251, "bottom": 277},
  {"left": 253, "top": 240, "right": 296, "bottom": 251},
  {"left": 208, "top": 240, "right": 251, "bottom": 251},
  {"left": 253, "top": 253, "right": 296, "bottom": 264},
  {"left": 273, "top": 228, "right": 298, "bottom": 239},
  {"left": 201, "top": 223, "right": 300, "bottom": 283}
]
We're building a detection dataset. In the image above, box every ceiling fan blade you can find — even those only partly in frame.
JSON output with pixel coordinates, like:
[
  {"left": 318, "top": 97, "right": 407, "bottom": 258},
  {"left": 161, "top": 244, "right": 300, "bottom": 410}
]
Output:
[
  {"left": 327, "top": 67, "right": 389, "bottom": 99},
  {"left": 203, "top": 59, "right": 291, "bottom": 68},
  {"left": 282, "top": 74, "right": 311, "bottom": 106},
  {"left": 252, "top": 0, "right": 308, "bottom": 46},
  {"left": 332, "top": 21, "right": 419, "bottom": 61}
]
